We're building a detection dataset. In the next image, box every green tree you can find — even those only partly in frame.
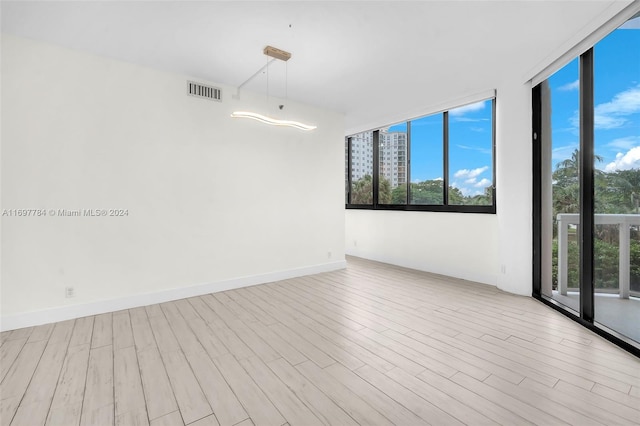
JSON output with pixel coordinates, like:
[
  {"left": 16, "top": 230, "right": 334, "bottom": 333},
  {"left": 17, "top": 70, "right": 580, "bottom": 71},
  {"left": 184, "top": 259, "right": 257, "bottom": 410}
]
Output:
[
  {"left": 350, "top": 175, "right": 372, "bottom": 204},
  {"left": 467, "top": 186, "right": 493, "bottom": 205},
  {"left": 410, "top": 180, "right": 444, "bottom": 204},
  {"left": 379, "top": 177, "right": 392, "bottom": 204},
  {"left": 391, "top": 184, "right": 408, "bottom": 204},
  {"left": 349, "top": 175, "right": 392, "bottom": 204},
  {"left": 448, "top": 186, "right": 465, "bottom": 205}
]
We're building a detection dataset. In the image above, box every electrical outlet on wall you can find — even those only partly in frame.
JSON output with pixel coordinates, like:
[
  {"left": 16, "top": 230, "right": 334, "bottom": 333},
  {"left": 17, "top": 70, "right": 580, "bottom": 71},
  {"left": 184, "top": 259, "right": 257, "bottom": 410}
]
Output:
[{"left": 65, "top": 286, "right": 75, "bottom": 298}]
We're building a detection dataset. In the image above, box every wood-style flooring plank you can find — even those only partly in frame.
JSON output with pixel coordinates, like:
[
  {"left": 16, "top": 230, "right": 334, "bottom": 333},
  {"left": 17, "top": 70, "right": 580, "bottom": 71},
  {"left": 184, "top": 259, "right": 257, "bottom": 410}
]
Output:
[
  {"left": 450, "top": 372, "right": 568, "bottom": 425},
  {"left": 296, "top": 360, "right": 394, "bottom": 426},
  {"left": 114, "top": 346, "right": 148, "bottom": 426},
  {"left": 239, "top": 356, "right": 323, "bottom": 426},
  {"left": 156, "top": 347, "right": 212, "bottom": 424},
  {"left": 113, "top": 311, "right": 134, "bottom": 350},
  {"left": 324, "top": 362, "right": 427, "bottom": 426},
  {"left": 0, "top": 340, "right": 47, "bottom": 424},
  {"left": 355, "top": 364, "right": 464, "bottom": 425},
  {"left": 27, "top": 323, "right": 55, "bottom": 343},
  {"left": 11, "top": 335, "right": 72, "bottom": 425},
  {"left": 484, "top": 374, "right": 603, "bottom": 425},
  {"left": 0, "top": 338, "right": 27, "bottom": 383},
  {"left": 69, "top": 317, "right": 94, "bottom": 348},
  {"left": 519, "top": 378, "right": 635, "bottom": 425},
  {"left": 211, "top": 353, "right": 285, "bottom": 426},
  {"left": 136, "top": 347, "right": 178, "bottom": 422},
  {"left": 149, "top": 410, "right": 183, "bottom": 426},
  {"left": 129, "top": 308, "right": 156, "bottom": 351},
  {"left": 46, "top": 344, "right": 91, "bottom": 426},
  {"left": 91, "top": 314, "right": 112, "bottom": 349},
  {"left": 416, "top": 368, "right": 532, "bottom": 425},
  {"left": 386, "top": 366, "right": 495, "bottom": 425},
  {"left": 266, "top": 357, "right": 359, "bottom": 426},
  {"left": 184, "top": 349, "right": 248, "bottom": 426},
  {"left": 80, "top": 345, "right": 114, "bottom": 426}
]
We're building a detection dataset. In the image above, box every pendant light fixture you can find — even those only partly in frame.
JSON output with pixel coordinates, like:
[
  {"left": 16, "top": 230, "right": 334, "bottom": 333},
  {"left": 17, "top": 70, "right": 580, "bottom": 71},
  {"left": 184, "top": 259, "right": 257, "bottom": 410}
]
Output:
[{"left": 231, "top": 46, "right": 317, "bottom": 131}]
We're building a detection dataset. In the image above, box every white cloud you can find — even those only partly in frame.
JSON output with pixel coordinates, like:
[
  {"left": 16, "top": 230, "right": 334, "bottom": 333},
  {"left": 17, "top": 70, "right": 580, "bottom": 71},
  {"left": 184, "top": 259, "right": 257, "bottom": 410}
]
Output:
[
  {"left": 552, "top": 144, "right": 578, "bottom": 161},
  {"left": 558, "top": 80, "right": 579, "bottom": 92},
  {"left": 604, "top": 146, "right": 640, "bottom": 172},
  {"left": 457, "top": 144, "right": 492, "bottom": 154},
  {"left": 452, "top": 166, "right": 490, "bottom": 196},
  {"left": 453, "top": 117, "right": 489, "bottom": 123},
  {"left": 595, "top": 84, "right": 640, "bottom": 129},
  {"left": 474, "top": 178, "right": 491, "bottom": 188},
  {"left": 454, "top": 166, "right": 488, "bottom": 179},
  {"left": 605, "top": 136, "right": 640, "bottom": 151},
  {"left": 569, "top": 84, "right": 640, "bottom": 130},
  {"left": 449, "top": 101, "right": 486, "bottom": 117}
]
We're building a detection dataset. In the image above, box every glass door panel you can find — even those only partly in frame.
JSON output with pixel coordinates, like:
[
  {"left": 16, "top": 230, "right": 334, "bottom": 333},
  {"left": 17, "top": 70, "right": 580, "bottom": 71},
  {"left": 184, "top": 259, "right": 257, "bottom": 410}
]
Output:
[
  {"left": 593, "top": 17, "right": 640, "bottom": 341},
  {"left": 543, "top": 58, "right": 581, "bottom": 312}
]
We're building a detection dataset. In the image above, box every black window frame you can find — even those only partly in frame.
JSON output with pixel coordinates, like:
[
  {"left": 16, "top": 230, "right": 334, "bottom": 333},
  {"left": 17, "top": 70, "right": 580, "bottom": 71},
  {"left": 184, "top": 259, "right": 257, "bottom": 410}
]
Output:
[{"left": 345, "top": 98, "right": 496, "bottom": 214}]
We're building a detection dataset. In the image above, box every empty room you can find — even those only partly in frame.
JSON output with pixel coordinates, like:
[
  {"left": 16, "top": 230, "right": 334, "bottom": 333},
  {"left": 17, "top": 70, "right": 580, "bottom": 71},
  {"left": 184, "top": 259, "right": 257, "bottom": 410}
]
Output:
[{"left": 1, "top": 1, "right": 639, "bottom": 425}]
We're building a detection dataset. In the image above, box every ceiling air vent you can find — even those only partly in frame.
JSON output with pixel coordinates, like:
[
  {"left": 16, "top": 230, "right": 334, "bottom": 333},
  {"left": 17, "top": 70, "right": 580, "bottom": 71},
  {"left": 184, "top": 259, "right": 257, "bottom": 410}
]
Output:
[{"left": 187, "top": 81, "right": 221, "bottom": 101}]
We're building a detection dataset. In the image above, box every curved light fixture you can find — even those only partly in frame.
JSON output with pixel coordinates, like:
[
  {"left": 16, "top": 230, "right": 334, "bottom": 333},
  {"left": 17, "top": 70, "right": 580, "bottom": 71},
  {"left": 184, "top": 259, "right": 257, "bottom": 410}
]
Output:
[
  {"left": 231, "top": 111, "right": 317, "bottom": 131},
  {"left": 232, "top": 46, "right": 317, "bottom": 131}
]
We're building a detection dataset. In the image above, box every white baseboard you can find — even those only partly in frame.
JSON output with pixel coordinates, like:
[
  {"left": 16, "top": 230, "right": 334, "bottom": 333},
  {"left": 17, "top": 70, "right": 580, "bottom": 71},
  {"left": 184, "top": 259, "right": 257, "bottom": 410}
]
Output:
[{"left": 1, "top": 260, "right": 347, "bottom": 332}]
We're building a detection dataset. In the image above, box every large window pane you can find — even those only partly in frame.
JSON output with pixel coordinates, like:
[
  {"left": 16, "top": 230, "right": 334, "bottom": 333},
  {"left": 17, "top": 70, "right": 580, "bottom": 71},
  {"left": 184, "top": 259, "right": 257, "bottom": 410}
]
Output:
[
  {"left": 410, "top": 114, "right": 444, "bottom": 205},
  {"left": 593, "top": 17, "right": 640, "bottom": 342},
  {"left": 379, "top": 124, "right": 408, "bottom": 204},
  {"left": 448, "top": 99, "right": 493, "bottom": 205},
  {"left": 349, "top": 131, "right": 374, "bottom": 204},
  {"left": 544, "top": 57, "right": 581, "bottom": 312}
]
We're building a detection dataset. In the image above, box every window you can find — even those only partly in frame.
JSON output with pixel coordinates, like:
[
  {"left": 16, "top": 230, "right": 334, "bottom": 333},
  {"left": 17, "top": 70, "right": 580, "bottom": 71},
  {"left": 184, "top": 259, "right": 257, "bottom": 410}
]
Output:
[
  {"left": 379, "top": 123, "right": 407, "bottom": 205},
  {"left": 410, "top": 114, "right": 444, "bottom": 205},
  {"left": 345, "top": 98, "right": 495, "bottom": 213},
  {"left": 448, "top": 99, "right": 494, "bottom": 205},
  {"left": 347, "top": 131, "right": 374, "bottom": 205}
]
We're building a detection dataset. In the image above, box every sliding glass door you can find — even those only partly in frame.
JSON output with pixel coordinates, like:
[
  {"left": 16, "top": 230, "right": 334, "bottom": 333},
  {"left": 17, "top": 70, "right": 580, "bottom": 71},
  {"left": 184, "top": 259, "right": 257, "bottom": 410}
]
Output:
[
  {"left": 533, "top": 14, "right": 639, "bottom": 352},
  {"left": 593, "top": 22, "right": 640, "bottom": 342}
]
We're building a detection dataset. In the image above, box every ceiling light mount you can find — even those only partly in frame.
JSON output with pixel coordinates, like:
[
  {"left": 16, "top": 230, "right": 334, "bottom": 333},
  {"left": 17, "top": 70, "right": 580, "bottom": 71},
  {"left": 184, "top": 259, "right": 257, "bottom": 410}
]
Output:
[{"left": 263, "top": 45, "right": 291, "bottom": 62}]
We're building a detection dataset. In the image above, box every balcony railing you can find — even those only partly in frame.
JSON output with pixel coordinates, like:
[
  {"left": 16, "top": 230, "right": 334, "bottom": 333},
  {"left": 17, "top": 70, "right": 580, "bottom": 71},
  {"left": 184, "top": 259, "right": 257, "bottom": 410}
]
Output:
[{"left": 557, "top": 213, "right": 640, "bottom": 299}]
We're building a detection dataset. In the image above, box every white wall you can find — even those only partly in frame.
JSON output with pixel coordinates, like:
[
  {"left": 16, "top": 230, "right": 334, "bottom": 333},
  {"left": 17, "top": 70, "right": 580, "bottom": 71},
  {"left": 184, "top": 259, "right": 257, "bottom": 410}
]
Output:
[
  {"left": 345, "top": 80, "right": 534, "bottom": 294},
  {"left": 1, "top": 34, "right": 346, "bottom": 330},
  {"left": 346, "top": 210, "right": 499, "bottom": 285},
  {"left": 495, "top": 80, "right": 533, "bottom": 296}
]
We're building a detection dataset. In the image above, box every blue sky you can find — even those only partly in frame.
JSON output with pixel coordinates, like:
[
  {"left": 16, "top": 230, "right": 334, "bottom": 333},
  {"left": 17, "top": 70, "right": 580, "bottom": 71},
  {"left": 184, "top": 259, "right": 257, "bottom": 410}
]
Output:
[
  {"left": 549, "top": 23, "right": 639, "bottom": 173},
  {"left": 390, "top": 98, "right": 493, "bottom": 196}
]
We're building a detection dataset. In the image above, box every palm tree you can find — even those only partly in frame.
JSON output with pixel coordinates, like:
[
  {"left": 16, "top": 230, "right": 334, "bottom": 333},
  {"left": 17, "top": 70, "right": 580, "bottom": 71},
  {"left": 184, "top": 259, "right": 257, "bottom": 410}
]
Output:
[{"left": 553, "top": 148, "right": 604, "bottom": 214}]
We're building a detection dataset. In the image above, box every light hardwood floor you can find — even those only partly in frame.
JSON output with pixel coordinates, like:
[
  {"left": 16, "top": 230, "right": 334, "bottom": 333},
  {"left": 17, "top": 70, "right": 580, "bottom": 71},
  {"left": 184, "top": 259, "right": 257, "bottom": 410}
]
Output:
[{"left": 1, "top": 256, "right": 639, "bottom": 426}]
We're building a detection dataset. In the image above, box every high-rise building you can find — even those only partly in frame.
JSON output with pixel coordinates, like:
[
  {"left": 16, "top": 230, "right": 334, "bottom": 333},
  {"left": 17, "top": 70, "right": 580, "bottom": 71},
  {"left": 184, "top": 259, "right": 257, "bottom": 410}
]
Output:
[
  {"left": 350, "top": 130, "right": 407, "bottom": 188},
  {"left": 379, "top": 130, "right": 407, "bottom": 188}
]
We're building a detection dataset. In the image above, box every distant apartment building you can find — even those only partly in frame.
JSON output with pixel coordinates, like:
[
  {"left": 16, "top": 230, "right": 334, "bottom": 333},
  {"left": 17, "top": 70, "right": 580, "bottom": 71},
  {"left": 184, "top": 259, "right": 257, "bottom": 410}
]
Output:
[{"left": 350, "top": 130, "right": 407, "bottom": 188}]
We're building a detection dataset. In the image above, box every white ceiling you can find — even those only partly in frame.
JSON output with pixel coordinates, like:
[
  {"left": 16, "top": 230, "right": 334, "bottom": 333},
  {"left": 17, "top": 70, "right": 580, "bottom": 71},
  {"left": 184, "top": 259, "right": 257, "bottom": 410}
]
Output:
[{"left": 1, "top": 1, "right": 633, "bottom": 134}]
